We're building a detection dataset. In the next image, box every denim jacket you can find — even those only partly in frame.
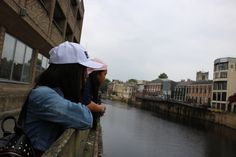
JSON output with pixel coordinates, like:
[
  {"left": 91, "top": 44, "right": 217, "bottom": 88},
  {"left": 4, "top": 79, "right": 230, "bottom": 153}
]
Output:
[{"left": 23, "top": 86, "right": 93, "bottom": 151}]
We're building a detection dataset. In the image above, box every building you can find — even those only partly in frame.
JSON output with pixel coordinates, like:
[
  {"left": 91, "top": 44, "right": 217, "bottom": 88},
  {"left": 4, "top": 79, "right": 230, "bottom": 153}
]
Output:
[
  {"left": 186, "top": 80, "right": 212, "bottom": 106},
  {"left": 211, "top": 57, "right": 236, "bottom": 111},
  {"left": 123, "top": 83, "right": 136, "bottom": 102},
  {"left": 228, "top": 94, "right": 236, "bottom": 113},
  {"left": 162, "top": 79, "right": 176, "bottom": 99},
  {"left": 196, "top": 71, "right": 209, "bottom": 81},
  {"left": 173, "top": 79, "right": 192, "bottom": 102},
  {"left": 143, "top": 79, "right": 163, "bottom": 96},
  {"left": 185, "top": 72, "right": 212, "bottom": 106},
  {"left": 111, "top": 80, "right": 125, "bottom": 98},
  {"left": 0, "top": 0, "right": 84, "bottom": 112},
  {"left": 143, "top": 79, "right": 176, "bottom": 99},
  {"left": 135, "top": 80, "right": 146, "bottom": 97}
]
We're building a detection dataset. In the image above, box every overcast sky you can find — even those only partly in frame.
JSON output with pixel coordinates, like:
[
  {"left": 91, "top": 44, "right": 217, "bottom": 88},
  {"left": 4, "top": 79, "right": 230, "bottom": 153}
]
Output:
[{"left": 81, "top": 0, "right": 236, "bottom": 82}]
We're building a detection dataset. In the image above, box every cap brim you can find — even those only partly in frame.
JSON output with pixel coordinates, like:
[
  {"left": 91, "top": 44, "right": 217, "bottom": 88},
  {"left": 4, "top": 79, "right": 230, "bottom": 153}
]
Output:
[{"left": 80, "top": 60, "right": 103, "bottom": 68}]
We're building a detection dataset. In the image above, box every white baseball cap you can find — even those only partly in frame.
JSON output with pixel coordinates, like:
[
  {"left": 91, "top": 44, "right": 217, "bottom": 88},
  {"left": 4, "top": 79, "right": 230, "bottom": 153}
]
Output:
[
  {"left": 87, "top": 58, "right": 108, "bottom": 75},
  {"left": 49, "top": 41, "right": 102, "bottom": 68}
]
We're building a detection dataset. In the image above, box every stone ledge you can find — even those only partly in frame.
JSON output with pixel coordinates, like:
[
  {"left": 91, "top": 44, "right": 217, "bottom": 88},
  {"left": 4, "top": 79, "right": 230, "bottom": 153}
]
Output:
[
  {"left": 0, "top": 109, "right": 20, "bottom": 120},
  {"left": 42, "top": 129, "right": 90, "bottom": 157}
]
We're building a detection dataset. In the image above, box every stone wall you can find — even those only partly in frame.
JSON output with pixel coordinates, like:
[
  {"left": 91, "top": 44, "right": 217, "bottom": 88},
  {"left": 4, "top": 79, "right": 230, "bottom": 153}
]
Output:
[
  {"left": 141, "top": 99, "right": 236, "bottom": 129},
  {"left": 42, "top": 123, "right": 103, "bottom": 157}
]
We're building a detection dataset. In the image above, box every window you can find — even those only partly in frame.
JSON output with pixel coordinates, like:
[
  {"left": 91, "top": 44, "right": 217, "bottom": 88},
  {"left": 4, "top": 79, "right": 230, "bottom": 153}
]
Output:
[
  {"left": 221, "top": 103, "right": 226, "bottom": 110},
  {"left": 202, "top": 75, "right": 206, "bottom": 80},
  {"left": 53, "top": 2, "right": 66, "bottom": 34},
  {"left": 220, "top": 72, "right": 227, "bottom": 78},
  {"left": 222, "top": 82, "right": 227, "bottom": 90},
  {"left": 214, "top": 63, "right": 228, "bottom": 71},
  {"left": 70, "top": 0, "right": 77, "bottom": 16},
  {"left": 213, "top": 92, "right": 216, "bottom": 101},
  {"left": 217, "top": 92, "right": 221, "bottom": 101},
  {"left": 230, "top": 64, "right": 233, "bottom": 69},
  {"left": 36, "top": 53, "right": 49, "bottom": 76},
  {"left": 21, "top": 47, "right": 33, "bottom": 82},
  {"left": 214, "top": 72, "right": 219, "bottom": 79},
  {"left": 222, "top": 92, "right": 226, "bottom": 101},
  {"left": 213, "top": 81, "right": 227, "bottom": 90},
  {"left": 65, "top": 24, "right": 73, "bottom": 41},
  {"left": 12, "top": 40, "right": 25, "bottom": 81},
  {"left": 0, "top": 33, "right": 33, "bottom": 83},
  {"left": 38, "top": 0, "right": 51, "bottom": 14},
  {"left": 0, "top": 33, "right": 16, "bottom": 79}
]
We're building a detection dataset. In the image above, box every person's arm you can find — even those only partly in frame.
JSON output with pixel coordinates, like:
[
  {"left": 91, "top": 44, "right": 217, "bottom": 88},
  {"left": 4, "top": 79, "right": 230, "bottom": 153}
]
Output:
[
  {"left": 28, "top": 87, "right": 93, "bottom": 130},
  {"left": 82, "top": 80, "right": 106, "bottom": 113},
  {"left": 87, "top": 101, "right": 106, "bottom": 113}
]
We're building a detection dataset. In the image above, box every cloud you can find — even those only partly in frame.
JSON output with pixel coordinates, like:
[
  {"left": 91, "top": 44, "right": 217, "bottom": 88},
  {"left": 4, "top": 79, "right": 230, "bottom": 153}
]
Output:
[{"left": 81, "top": 0, "right": 236, "bottom": 81}]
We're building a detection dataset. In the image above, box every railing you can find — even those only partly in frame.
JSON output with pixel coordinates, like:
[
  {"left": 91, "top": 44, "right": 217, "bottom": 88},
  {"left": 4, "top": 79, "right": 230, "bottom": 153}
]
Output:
[
  {"left": 42, "top": 122, "right": 102, "bottom": 157},
  {"left": 42, "top": 129, "right": 89, "bottom": 157}
]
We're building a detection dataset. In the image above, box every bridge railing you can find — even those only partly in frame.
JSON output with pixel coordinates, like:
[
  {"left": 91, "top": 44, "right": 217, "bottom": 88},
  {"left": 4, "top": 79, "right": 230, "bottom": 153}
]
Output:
[
  {"left": 42, "top": 121, "right": 102, "bottom": 157},
  {"left": 42, "top": 128, "right": 90, "bottom": 157}
]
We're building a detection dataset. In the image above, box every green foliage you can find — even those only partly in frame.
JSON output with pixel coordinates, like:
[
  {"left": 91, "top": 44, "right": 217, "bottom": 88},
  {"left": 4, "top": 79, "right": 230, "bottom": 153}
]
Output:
[
  {"left": 100, "top": 78, "right": 111, "bottom": 93},
  {"left": 127, "top": 79, "right": 137, "bottom": 83},
  {"left": 158, "top": 73, "right": 168, "bottom": 79}
]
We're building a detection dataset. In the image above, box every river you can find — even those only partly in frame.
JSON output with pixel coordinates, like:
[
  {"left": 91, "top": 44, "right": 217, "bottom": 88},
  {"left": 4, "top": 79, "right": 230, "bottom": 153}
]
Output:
[{"left": 101, "top": 100, "right": 236, "bottom": 157}]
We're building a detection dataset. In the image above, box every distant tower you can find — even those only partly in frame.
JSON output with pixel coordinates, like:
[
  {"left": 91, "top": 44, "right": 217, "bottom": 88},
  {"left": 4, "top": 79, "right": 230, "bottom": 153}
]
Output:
[{"left": 196, "top": 71, "right": 209, "bottom": 81}]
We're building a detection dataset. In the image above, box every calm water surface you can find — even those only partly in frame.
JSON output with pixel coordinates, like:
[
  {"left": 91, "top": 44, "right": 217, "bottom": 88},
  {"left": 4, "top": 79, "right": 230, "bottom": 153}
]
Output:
[{"left": 101, "top": 100, "right": 236, "bottom": 157}]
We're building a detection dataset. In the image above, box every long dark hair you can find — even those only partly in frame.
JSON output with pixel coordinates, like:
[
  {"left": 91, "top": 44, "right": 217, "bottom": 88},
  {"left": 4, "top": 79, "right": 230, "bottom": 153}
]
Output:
[
  {"left": 36, "top": 63, "right": 85, "bottom": 103},
  {"left": 88, "top": 71, "right": 100, "bottom": 103}
]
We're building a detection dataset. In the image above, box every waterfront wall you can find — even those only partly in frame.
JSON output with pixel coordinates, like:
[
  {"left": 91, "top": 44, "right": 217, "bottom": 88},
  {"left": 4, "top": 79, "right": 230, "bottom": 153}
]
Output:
[
  {"left": 141, "top": 99, "right": 236, "bottom": 130},
  {"left": 42, "top": 123, "right": 103, "bottom": 157}
]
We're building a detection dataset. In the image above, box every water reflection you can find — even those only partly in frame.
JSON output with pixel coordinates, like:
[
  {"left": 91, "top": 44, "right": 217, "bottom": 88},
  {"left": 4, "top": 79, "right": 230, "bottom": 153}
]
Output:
[{"left": 101, "top": 100, "right": 236, "bottom": 157}]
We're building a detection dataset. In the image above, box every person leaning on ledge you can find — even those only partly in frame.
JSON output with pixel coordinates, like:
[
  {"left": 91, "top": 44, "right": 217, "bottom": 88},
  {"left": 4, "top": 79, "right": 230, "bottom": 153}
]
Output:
[{"left": 21, "top": 41, "right": 106, "bottom": 157}]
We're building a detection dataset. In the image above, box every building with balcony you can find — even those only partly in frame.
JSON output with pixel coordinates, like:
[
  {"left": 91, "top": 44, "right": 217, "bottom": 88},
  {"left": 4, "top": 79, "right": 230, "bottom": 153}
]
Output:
[
  {"left": 211, "top": 57, "right": 236, "bottom": 111},
  {"left": 0, "top": 0, "right": 84, "bottom": 112}
]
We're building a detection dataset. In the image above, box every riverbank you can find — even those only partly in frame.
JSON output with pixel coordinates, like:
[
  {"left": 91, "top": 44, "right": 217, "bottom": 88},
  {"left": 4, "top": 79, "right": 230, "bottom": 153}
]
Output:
[{"left": 104, "top": 97, "right": 236, "bottom": 130}]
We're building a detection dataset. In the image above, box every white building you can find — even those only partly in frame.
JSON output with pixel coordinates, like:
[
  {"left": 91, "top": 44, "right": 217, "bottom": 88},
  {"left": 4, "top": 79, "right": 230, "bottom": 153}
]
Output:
[{"left": 211, "top": 57, "right": 236, "bottom": 111}]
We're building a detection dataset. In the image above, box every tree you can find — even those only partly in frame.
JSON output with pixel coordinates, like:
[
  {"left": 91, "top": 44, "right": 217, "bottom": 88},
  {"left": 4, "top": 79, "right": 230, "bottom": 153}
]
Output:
[
  {"left": 127, "top": 79, "right": 137, "bottom": 84},
  {"left": 158, "top": 73, "right": 168, "bottom": 79},
  {"left": 100, "top": 78, "right": 111, "bottom": 94}
]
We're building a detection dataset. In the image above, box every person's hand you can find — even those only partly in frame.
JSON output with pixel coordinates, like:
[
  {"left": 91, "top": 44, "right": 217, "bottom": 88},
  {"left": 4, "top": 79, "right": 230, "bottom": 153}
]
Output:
[
  {"left": 99, "top": 104, "right": 106, "bottom": 116},
  {"left": 87, "top": 102, "right": 106, "bottom": 114}
]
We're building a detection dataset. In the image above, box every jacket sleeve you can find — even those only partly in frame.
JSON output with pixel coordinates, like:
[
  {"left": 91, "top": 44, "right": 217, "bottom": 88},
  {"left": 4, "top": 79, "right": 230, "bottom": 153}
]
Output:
[{"left": 28, "top": 87, "right": 93, "bottom": 130}]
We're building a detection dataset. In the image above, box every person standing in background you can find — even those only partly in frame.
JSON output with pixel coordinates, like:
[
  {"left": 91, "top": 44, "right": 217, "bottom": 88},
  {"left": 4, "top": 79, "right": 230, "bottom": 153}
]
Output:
[{"left": 82, "top": 58, "right": 108, "bottom": 129}]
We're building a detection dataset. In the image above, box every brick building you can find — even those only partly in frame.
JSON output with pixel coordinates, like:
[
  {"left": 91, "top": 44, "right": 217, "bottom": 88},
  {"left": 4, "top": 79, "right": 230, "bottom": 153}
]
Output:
[
  {"left": 0, "top": 0, "right": 84, "bottom": 112},
  {"left": 185, "top": 81, "right": 212, "bottom": 106},
  {"left": 143, "top": 79, "right": 163, "bottom": 96}
]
